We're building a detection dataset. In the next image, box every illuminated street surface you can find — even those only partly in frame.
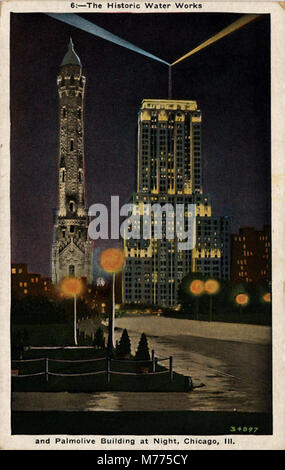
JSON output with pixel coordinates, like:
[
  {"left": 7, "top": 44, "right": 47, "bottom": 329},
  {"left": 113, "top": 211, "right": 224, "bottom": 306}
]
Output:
[{"left": 13, "top": 316, "right": 271, "bottom": 413}]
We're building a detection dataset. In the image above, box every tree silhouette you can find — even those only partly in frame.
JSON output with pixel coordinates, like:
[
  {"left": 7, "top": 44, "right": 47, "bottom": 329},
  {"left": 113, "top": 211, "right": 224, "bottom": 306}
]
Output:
[
  {"left": 135, "top": 333, "right": 150, "bottom": 362},
  {"left": 116, "top": 329, "right": 131, "bottom": 358},
  {"left": 93, "top": 327, "right": 105, "bottom": 350}
]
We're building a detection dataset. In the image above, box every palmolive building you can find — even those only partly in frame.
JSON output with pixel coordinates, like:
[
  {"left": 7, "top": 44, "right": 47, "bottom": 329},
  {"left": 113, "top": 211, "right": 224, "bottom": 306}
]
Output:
[{"left": 122, "top": 99, "right": 230, "bottom": 307}]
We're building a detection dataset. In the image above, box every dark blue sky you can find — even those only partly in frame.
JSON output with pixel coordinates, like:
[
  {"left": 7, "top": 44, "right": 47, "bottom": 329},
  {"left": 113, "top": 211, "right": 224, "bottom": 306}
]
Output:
[{"left": 10, "top": 12, "right": 270, "bottom": 277}]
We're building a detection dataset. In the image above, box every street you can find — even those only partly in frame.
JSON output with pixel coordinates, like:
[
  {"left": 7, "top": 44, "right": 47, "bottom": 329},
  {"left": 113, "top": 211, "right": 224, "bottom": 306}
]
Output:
[{"left": 12, "top": 316, "right": 271, "bottom": 413}]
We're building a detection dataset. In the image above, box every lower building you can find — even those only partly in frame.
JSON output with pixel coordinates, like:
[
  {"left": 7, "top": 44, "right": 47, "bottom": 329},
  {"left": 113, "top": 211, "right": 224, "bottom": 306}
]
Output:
[
  {"left": 11, "top": 263, "right": 54, "bottom": 298},
  {"left": 231, "top": 225, "right": 271, "bottom": 284},
  {"left": 122, "top": 193, "right": 230, "bottom": 307}
]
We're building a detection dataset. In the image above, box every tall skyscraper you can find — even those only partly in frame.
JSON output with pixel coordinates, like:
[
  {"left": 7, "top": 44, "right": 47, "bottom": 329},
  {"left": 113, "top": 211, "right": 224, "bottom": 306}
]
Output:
[
  {"left": 122, "top": 99, "right": 230, "bottom": 307},
  {"left": 52, "top": 40, "right": 93, "bottom": 284}
]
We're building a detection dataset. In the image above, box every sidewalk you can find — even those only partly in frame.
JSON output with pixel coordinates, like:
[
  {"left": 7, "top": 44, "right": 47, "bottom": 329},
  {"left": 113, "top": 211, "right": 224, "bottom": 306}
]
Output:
[{"left": 115, "top": 316, "right": 271, "bottom": 345}]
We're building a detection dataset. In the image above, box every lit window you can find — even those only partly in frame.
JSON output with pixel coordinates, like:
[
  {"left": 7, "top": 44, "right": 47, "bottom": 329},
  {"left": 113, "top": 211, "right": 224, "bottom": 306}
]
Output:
[
  {"left": 24, "top": 289, "right": 28, "bottom": 294},
  {"left": 12, "top": 268, "right": 16, "bottom": 274}
]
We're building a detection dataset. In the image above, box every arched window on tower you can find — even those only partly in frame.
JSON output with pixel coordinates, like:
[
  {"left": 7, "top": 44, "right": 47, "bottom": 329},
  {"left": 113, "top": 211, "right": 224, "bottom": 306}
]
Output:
[
  {"left": 78, "top": 169, "right": 82, "bottom": 183},
  {"left": 63, "top": 107, "right": 67, "bottom": 118},
  {"left": 70, "top": 140, "right": 74, "bottom": 151},
  {"left": 69, "top": 201, "right": 75, "bottom": 213},
  {"left": 61, "top": 169, "right": 65, "bottom": 183}
]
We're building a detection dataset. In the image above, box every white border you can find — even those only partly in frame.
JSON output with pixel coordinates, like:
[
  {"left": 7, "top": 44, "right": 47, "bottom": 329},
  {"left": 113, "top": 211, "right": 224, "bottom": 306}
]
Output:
[{"left": 0, "top": 0, "right": 284, "bottom": 450}]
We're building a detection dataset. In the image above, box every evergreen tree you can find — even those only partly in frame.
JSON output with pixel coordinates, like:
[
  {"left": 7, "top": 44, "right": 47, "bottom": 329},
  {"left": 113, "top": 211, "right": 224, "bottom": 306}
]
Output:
[
  {"left": 93, "top": 327, "right": 105, "bottom": 350},
  {"left": 135, "top": 333, "right": 150, "bottom": 362},
  {"left": 116, "top": 329, "right": 131, "bottom": 358}
]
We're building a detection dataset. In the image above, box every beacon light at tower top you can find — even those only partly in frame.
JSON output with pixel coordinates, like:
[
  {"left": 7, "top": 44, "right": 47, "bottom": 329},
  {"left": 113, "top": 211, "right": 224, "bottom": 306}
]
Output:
[
  {"left": 171, "top": 14, "right": 260, "bottom": 66},
  {"left": 47, "top": 13, "right": 169, "bottom": 66},
  {"left": 47, "top": 13, "right": 261, "bottom": 97}
]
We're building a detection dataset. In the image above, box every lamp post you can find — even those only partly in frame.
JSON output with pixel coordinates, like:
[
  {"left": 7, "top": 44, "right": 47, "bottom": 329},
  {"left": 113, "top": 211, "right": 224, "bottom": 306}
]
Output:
[
  {"left": 59, "top": 277, "right": 83, "bottom": 346},
  {"left": 100, "top": 248, "right": 125, "bottom": 355},
  {"left": 205, "top": 279, "right": 220, "bottom": 322},
  {"left": 189, "top": 279, "right": 204, "bottom": 320}
]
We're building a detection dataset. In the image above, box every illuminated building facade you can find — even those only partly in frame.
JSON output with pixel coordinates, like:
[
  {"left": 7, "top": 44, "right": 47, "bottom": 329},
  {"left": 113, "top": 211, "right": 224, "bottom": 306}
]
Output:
[
  {"left": 11, "top": 263, "right": 54, "bottom": 298},
  {"left": 231, "top": 226, "right": 271, "bottom": 284},
  {"left": 122, "top": 99, "right": 230, "bottom": 307},
  {"left": 52, "top": 40, "right": 93, "bottom": 284}
]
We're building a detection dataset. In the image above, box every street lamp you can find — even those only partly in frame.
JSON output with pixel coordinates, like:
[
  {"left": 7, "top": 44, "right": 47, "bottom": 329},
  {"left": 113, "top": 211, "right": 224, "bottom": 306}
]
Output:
[
  {"left": 235, "top": 292, "right": 249, "bottom": 321},
  {"left": 99, "top": 248, "right": 125, "bottom": 355},
  {"left": 205, "top": 279, "right": 220, "bottom": 322},
  {"left": 189, "top": 279, "right": 204, "bottom": 320},
  {"left": 59, "top": 277, "right": 84, "bottom": 345},
  {"left": 263, "top": 292, "right": 271, "bottom": 303}
]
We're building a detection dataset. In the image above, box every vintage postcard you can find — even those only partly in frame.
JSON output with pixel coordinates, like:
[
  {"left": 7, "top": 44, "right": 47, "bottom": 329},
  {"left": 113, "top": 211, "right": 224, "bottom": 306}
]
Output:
[{"left": 0, "top": 0, "right": 284, "bottom": 452}]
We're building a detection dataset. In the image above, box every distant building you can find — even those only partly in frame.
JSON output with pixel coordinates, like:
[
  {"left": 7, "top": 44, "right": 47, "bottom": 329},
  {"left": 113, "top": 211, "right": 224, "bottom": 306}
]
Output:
[
  {"left": 11, "top": 263, "right": 54, "bottom": 298},
  {"left": 231, "top": 226, "right": 271, "bottom": 284},
  {"left": 122, "top": 99, "right": 230, "bottom": 307}
]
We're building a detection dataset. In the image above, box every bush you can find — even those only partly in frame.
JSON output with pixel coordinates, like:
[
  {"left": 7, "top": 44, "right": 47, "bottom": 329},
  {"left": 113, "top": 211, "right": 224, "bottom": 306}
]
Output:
[
  {"left": 116, "top": 329, "right": 131, "bottom": 358},
  {"left": 93, "top": 327, "right": 105, "bottom": 350},
  {"left": 135, "top": 333, "right": 150, "bottom": 362}
]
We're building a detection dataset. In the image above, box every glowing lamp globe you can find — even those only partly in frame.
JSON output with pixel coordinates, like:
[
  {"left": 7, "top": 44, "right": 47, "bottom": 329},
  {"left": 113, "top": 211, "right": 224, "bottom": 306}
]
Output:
[
  {"left": 100, "top": 248, "right": 125, "bottom": 273},
  {"left": 59, "top": 277, "right": 83, "bottom": 298},
  {"left": 235, "top": 293, "right": 249, "bottom": 307},
  {"left": 205, "top": 279, "right": 220, "bottom": 295},
  {"left": 263, "top": 292, "right": 271, "bottom": 303},
  {"left": 190, "top": 279, "right": 204, "bottom": 296}
]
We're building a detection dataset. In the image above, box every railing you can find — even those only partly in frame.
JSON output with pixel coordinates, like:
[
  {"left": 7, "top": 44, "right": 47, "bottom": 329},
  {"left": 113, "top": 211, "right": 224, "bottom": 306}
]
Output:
[{"left": 11, "top": 352, "right": 174, "bottom": 382}]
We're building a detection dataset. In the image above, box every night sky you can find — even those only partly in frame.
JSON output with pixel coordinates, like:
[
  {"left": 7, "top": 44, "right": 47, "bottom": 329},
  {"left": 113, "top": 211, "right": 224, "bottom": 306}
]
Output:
[{"left": 10, "top": 12, "right": 271, "bottom": 277}]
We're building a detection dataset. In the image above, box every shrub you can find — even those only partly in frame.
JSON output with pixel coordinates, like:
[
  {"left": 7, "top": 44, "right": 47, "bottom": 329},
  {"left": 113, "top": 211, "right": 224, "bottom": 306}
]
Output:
[
  {"left": 116, "top": 329, "right": 131, "bottom": 358},
  {"left": 135, "top": 333, "right": 150, "bottom": 362},
  {"left": 93, "top": 327, "right": 105, "bottom": 350}
]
